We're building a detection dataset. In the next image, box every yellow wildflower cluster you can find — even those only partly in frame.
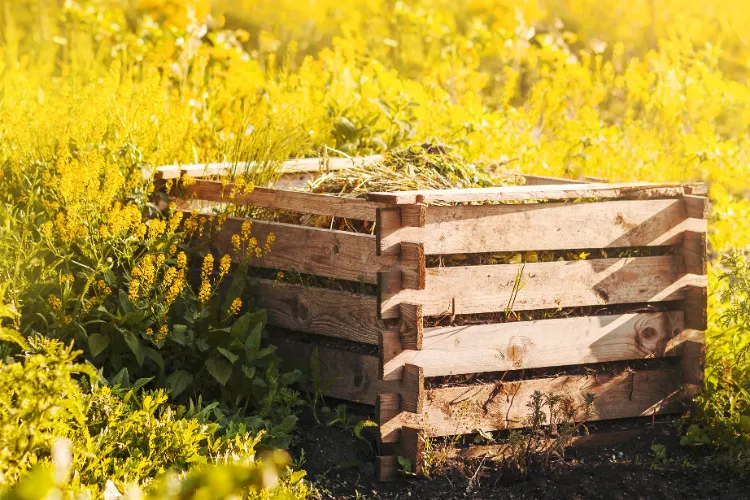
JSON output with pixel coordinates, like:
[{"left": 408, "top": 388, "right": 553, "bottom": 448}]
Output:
[
  {"left": 219, "top": 254, "right": 232, "bottom": 278},
  {"left": 47, "top": 294, "right": 62, "bottom": 311},
  {"left": 228, "top": 297, "right": 243, "bottom": 315}
]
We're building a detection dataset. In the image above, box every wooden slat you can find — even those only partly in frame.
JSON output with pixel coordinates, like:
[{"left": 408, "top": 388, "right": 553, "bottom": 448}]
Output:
[
  {"left": 521, "top": 174, "right": 583, "bottom": 185},
  {"left": 380, "top": 256, "right": 688, "bottom": 319},
  {"left": 445, "top": 429, "right": 644, "bottom": 460},
  {"left": 210, "top": 215, "right": 394, "bottom": 283},
  {"left": 366, "top": 182, "right": 684, "bottom": 205},
  {"left": 383, "top": 312, "right": 684, "bottom": 378},
  {"left": 182, "top": 180, "right": 384, "bottom": 221},
  {"left": 274, "top": 339, "right": 390, "bottom": 404},
  {"left": 679, "top": 195, "right": 708, "bottom": 390},
  {"left": 274, "top": 339, "right": 421, "bottom": 407},
  {"left": 382, "top": 199, "right": 688, "bottom": 255},
  {"left": 379, "top": 368, "right": 681, "bottom": 441},
  {"left": 249, "top": 280, "right": 383, "bottom": 345},
  {"left": 157, "top": 155, "right": 383, "bottom": 180}
]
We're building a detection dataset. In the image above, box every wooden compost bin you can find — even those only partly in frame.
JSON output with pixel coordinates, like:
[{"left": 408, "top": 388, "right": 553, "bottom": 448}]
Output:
[{"left": 159, "top": 160, "right": 708, "bottom": 481}]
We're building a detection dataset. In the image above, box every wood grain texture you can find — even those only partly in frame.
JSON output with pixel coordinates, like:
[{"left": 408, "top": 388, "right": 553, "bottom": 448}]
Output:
[
  {"left": 680, "top": 195, "right": 709, "bottom": 331},
  {"left": 182, "top": 180, "right": 384, "bottom": 220},
  {"left": 274, "top": 339, "right": 393, "bottom": 405},
  {"left": 379, "top": 368, "right": 681, "bottom": 441},
  {"left": 446, "top": 429, "right": 644, "bottom": 460},
  {"left": 380, "top": 256, "right": 688, "bottom": 319},
  {"left": 249, "top": 280, "right": 383, "bottom": 345},
  {"left": 366, "top": 182, "right": 684, "bottom": 205},
  {"left": 157, "top": 155, "right": 383, "bottom": 179},
  {"left": 383, "top": 312, "right": 685, "bottom": 378},
  {"left": 679, "top": 195, "right": 708, "bottom": 389},
  {"left": 211, "top": 215, "right": 396, "bottom": 283},
  {"left": 520, "top": 174, "right": 583, "bottom": 185},
  {"left": 275, "top": 339, "right": 423, "bottom": 407},
  {"left": 384, "top": 199, "right": 689, "bottom": 255}
]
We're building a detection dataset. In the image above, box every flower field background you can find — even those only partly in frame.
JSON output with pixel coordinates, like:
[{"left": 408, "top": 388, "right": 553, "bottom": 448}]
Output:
[{"left": 1, "top": 0, "right": 750, "bottom": 497}]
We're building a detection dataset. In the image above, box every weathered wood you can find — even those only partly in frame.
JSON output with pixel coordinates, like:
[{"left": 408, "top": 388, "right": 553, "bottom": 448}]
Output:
[
  {"left": 377, "top": 205, "right": 426, "bottom": 257},
  {"left": 367, "top": 182, "right": 685, "bottom": 205},
  {"left": 400, "top": 243, "right": 426, "bottom": 290},
  {"left": 383, "top": 312, "right": 685, "bottom": 378},
  {"left": 379, "top": 368, "right": 681, "bottom": 442},
  {"left": 381, "top": 256, "right": 688, "bottom": 319},
  {"left": 275, "top": 340, "right": 422, "bottom": 407},
  {"left": 521, "top": 174, "right": 584, "bottom": 185},
  {"left": 680, "top": 195, "right": 709, "bottom": 331},
  {"left": 211, "top": 215, "right": 396, "bottom": 283},
  {"left": 157, "top": 155, "right": 383, "bottom": 180},
  {"left": 383, "top": 199, "right": 690, "bottom": 255},
  {"left": 678, "top": 195, "right": 708, "bottom": 390},
  {"left": 446, "top": 429, "right": 644, "bottom": 460},
  {"left": 274, "top": 340, "right": 392, "bottom": 405},
  {"left": 181, "top": 180, "right": 384, "bottom": 221},
  {"left": 250, "top": 280, "right": 383, "bottom": 345}
]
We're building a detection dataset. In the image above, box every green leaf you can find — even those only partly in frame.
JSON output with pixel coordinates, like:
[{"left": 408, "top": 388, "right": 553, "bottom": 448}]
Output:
[
  {"left": 87, "top": 333, "right": 110, "bottom": 357},
  {"left": 171, "top": 324, "right": 189, "bottom": 345},
  {"left": 280, "top": 369, "right": 302, "bottom": 387},
  {"left": 217, "top": 347, "right": 239, "bottom": 364},
  {"left": 131, "top": 377, "right": 154, "bottom": 392},
  {"left": 144, "top": 347, "right": 165, "bottom": 373},
  {"left": 206, "top": 358, "right": 233, "bottom": 386},
  {"left": 122, "top": 331, "right": 145, "bottom": 366},
  {"left": 166, "top": 370, "right": 194, "bottom": 398},
  {"left": 741, "top": 415, "right": 750, "bottom": 434},
  {"left": 109, "top": 367, "right": 130, "bottom": 388},
  {"left": 242, "top": 365, "right": 256, "bottom": 379},
  {"left": 245, "top": 323, "right": 263, "bottom": 352}
]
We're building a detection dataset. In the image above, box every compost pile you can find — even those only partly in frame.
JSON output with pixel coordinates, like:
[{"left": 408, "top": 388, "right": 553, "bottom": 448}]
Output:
[{"left": 307, "top": 144, "right": 521, "bottom": 197}]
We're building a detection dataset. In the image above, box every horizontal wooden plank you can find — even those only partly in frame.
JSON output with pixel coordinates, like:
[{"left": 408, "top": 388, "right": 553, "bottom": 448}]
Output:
[
  {"left": 380, "top": 368, "right": 681, "bottom": 440},
  {"left": 250, "top": 280, "right": 383, "bottom": 345},
  {"left": 384, "top": 312, "right": 684, "bottom": 378},
  {"left": 367, "top": 182, "right": 684, "bottom": 205},
  {"left": 382, "top": 199, "right": 689, "bottom": 255},
  {"left": 157, "top": 155, "right": 383, "bottom": 180},
  {"left": 181, "top": 180, "right": 384, "bottom": 221},
  {"left": 381, "top": 256, "right": 689, "bottom": 319},
  {"left": 521, "top": 174, "right": 583, "bottom": 185},
  {"left": 445, "top": 429, "right": 644, "bottom": 460},
  {"left": 210, "top": 215, "right": 394, "bottom": 283},
  {"left": 274, "top": 339, "right": 389, "bottom": 405}
]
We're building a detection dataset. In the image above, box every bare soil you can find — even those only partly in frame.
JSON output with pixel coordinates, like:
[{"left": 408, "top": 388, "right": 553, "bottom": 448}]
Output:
[{"left": 293, "top": 415, "right": 750, "bottom": 500}]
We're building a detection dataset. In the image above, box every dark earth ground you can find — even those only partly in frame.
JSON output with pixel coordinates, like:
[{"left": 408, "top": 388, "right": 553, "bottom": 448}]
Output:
[{"left": 290, "top": 411, "right": 750, "bottom": 500}]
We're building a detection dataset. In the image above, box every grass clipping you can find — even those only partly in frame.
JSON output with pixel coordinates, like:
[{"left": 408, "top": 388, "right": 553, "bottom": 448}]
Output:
[{"left": 307, "top": 144, "right": 521, "bottom": 196}]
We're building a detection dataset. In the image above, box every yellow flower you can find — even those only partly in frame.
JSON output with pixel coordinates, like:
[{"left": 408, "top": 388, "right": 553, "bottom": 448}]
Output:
[
  {"left": 229, "top": 297, "right": 242, "bottom": 315},
  {"left": 168, "top": 245, "right": 177, "bottom": 257},
  {"left": 241, "top": 220, "right": 252, "bottom": 241},
  {"left": 264, "top": 232, "right": 275, "bottom": 255},
  {"left": 231, "top": 234, "right": 241, "bottom": 252},
  {"left": 146, "top": 327, "right": 153, "bottom": 337},
  {"left": 219, "top": 254, "right": 231, "bottom": 278},
  {"left": 148, "top": 219, "right": 166, "bottom": 239},
  {"left": 129, "top": 279, "right": 141, "bottom": 302},
  {"left": 64, "top": 315, "right": 72, "bottom": 325},
  {"left": 275, "top": 271, "right": 284, "bottom": 283},
  {"left": 48, "top": 294, "right": 62, "bottom": 311},
  {"left": 168, "top": 210, "right": 183, "bottom": 234},
  {"left": 177, "top": 252, "right": 187, "bottom": 269},
  {"left": 198, "top": 281, "right": 212, "bottom": 303},
  {"left": 201, "top": 254, "right": 214, "bottom": 281},
  {"left": 159, "top": 324, "right": 169, "bottom": 335}
]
